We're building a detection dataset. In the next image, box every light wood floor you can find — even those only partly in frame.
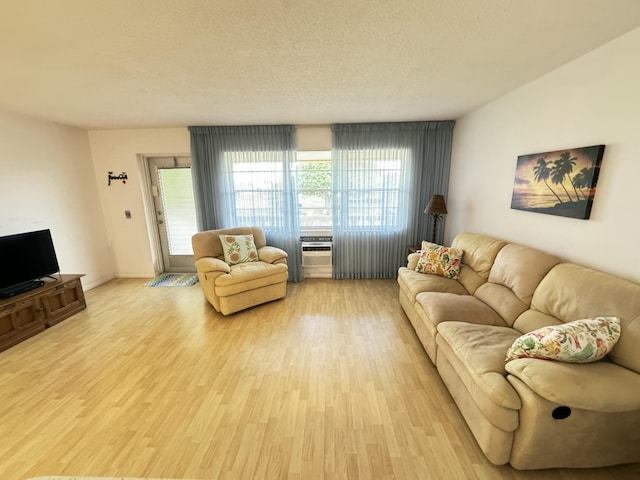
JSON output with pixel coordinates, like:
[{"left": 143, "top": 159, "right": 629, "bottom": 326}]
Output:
[{"left": 0, "top": 279, "right": 638, "bottom": 480}]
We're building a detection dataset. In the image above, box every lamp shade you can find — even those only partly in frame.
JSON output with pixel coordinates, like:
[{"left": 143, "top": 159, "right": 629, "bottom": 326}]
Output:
[{"left": 424, "top": 194, "right": 448, "bottom": 215}]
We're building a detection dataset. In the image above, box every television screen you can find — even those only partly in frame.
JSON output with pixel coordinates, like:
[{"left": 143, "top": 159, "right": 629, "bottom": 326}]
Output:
[{"left": 0, "top": 229, "right": 60, "bottom": 291}]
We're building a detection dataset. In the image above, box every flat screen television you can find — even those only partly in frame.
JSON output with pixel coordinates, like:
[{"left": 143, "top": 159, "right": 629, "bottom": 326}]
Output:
[{"left": 0, "top": 229, "right": 60, "bottom": 298}]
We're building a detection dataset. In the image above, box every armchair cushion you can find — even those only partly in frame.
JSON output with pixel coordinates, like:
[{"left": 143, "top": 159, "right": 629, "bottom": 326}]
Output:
[
  {"left": 215, "top": 262, "right": 288, "bottom": 296},
  {"left": 220, "top": 234, "right": 259, "bottom": 265},
  {"left": 258, "top": 245, "right": 288, "bottom": 264}
]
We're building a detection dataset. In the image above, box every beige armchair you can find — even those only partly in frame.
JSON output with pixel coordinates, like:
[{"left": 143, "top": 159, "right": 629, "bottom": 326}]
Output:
[{"left": 191, "top": 226, "right": 288, "bottom": 315}]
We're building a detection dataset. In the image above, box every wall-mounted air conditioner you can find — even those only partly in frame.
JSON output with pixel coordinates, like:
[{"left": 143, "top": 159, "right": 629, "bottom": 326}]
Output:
[{"left": 301, "top": 242, "right": 332, "bottom": 278}]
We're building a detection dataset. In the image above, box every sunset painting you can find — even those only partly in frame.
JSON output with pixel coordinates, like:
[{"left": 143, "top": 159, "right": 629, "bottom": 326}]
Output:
[{"left": 511, "top": 145, "right": 605, "bottom": 219}]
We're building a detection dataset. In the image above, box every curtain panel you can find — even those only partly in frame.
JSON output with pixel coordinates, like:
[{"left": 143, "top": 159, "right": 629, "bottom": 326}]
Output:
[
  {"left": 189, "top": 125, "right": 302, "bottom": 281},
  {"left": 331, "top": 121, "right": 454, "bottom": 279}
]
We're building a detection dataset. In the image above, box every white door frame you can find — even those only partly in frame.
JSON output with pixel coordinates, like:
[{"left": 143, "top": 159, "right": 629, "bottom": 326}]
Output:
[{"left": 138, "top": 154, "right": 196, "bottom": 274}]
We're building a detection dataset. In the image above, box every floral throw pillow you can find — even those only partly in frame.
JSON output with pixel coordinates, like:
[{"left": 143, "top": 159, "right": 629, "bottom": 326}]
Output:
[
  {"left": 414, "top": 241, "right": 463, "bottom": 279},
  {"left": 219, "top": 234, "right": 259, "bottom": 265},
  {"left": 505, "top": 317, "right": 621, "bottom": 364}
]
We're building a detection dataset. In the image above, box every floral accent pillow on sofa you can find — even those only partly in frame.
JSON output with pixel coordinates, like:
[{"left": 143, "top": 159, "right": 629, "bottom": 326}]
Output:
[
  {"left": 414, "top": 241, "right": 463, "bottom": 279},
  {"left": 219, "top": 234, "right": 259, "bottom": 265},
  {"left": 506, "top": 316, "right": 621, "bottom": 364}
]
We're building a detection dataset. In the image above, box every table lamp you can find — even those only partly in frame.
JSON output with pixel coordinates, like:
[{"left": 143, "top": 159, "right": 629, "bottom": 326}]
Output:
[{"left": 424, "top": 194, "right": 447, "bottom": 243}]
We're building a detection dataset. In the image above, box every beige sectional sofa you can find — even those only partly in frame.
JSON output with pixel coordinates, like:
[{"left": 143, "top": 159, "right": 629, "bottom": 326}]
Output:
[{"left": 398, "top": 232, "right": 640, "bottom": 470}]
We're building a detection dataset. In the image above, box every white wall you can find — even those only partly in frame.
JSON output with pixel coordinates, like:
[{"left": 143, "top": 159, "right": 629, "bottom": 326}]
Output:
[
  {"left": 0, "top": 111, "right": 113, "bottom": 289},
  {"left": 88, "top": 128, "right": 191, "bottom": 278},
  {"left": 448, "top": 27, "right": 640, "bottom": 283},
  {"left": 296, "top": 125, "right": 331, "bottom": 151},
  {"left": 87, "top": 125, "right": 331, "bottom": 278}
]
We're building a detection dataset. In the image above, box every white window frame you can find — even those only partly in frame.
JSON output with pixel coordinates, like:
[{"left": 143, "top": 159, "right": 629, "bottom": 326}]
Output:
[{"left": 296, "top": 150, "right": 332, "bottom": 236}]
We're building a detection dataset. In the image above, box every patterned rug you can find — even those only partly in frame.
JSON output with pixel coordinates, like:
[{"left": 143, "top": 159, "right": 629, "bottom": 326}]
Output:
[{"left": 144, "top": 273, "right": 199, "bottom": 287}]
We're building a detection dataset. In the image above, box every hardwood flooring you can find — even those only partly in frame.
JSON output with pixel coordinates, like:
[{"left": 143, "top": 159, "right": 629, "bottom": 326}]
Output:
[{"left": 0, "top": 278, "right": 638, "bottom": 480}]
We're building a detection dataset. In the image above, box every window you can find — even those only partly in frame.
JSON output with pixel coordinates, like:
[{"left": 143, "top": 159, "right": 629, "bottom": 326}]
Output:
[
  {"left": 225, "top": 151, "right": 288, "bottom": 228},
  {"left": 334, "top": 148, "right": 409, "bottom": 231},
  {"left": 294, "top": 149, "right": 408, "bottom": 233},
  {"left": 189, "top": 124, "right": 303, "bottom": 280},
  {"left": 295, "top": 151, "right": 332, "bottom": 232}
]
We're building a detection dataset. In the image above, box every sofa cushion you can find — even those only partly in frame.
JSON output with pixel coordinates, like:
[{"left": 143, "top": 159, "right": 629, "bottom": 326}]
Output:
[
  {"left": 415, "top": 241, "right": 463, "bottom": 279},
  {"left": 472, "top": 243, "right": 561, "bottom": 327},
  {"left": 220, "top": 234, "right": 259, "bottom": 265},
  {"left": 512, "top": 309, "right": 562, "bottom": 335},
  {"left": 487, "top": 243, "right": 561, "bottom": 306},
  {"left": 397, "top": 267, "right": 468, "bottom": 301},
  {"left": 451, "top": 233, "right": 506, "bottom": 279},
  {"left": 473, "top": 283, "right": 528, "bottom": 327},
  {"left": 530, "top": 263, "right": 640, "bottom": 374},
  {"left": 437, "top": 322, "right": 522, "bottom": 430},
  {"left": 416, "top": 292, "right": 508, "bottom": 327},
  {"left": 505, "top": 317, "right": 621, "bottom": 364}
]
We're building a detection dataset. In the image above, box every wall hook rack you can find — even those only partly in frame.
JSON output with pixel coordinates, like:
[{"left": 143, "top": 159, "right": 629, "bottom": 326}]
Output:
[{"left": 108, "top": 171, "right": 128, "bottom": 185}]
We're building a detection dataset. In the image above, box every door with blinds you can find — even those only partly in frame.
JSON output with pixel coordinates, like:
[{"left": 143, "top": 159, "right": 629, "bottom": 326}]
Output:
[{"left": 148, "top": 156, "right": 198, "bottom": 273}]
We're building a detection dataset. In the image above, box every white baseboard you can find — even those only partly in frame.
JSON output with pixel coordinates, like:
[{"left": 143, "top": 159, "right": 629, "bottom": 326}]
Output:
[
  {"left": 81, "top": 273, "right": 115, "bottom": 291},
  {"left": 115, "top": 273, "right": 156, "bottom": 279}
]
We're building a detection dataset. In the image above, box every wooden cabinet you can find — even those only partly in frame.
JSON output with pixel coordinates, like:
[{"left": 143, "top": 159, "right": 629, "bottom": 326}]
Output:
[
  {"left": 0, "top": 274, "right": 86, "bottom": 353},
  {"left": 0, "top": 296, "right": 46, "bottom": 352},
  {"left": 41, "top": 275, "right": 85, "bottom": 327}
]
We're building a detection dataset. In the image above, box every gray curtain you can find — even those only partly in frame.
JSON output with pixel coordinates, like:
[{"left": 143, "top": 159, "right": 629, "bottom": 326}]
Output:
[
  {"left": 189, "top": 125, "right": 302, "bottom": 281},
  {"left": 331, "top": 121, "right": 454, "bottom": 279}
]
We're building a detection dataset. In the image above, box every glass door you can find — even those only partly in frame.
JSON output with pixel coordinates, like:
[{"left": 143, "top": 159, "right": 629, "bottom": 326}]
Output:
[{"left": 148, "top": 156, "right": 198, "bottom": 273}]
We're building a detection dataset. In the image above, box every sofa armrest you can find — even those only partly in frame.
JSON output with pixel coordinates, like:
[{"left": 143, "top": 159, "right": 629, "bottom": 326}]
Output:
[
  {"left": 407, "top": 252, "right": 420, "bottom": 270},
  {"left": 258, "top": 246, "right": 288, "bottom": 264},
  {"left": 506, "top": 358, "right": 640, "bottom": 412},
  {"left": 195, "top": 257, "right": 231, "bottom": 274}
]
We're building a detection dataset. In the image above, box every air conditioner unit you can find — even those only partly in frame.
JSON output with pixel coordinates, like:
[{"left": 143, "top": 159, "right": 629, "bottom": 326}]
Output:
[{"left": 301, "top": 242, "right": 332, "bottom": 278}]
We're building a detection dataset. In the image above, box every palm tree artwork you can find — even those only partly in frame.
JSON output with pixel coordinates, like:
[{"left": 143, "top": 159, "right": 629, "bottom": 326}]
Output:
[
  {"left": 511, "top": 145, "right": 605, "bottom": 219},
  {"left": 573, "top": 167, "right": 597, "bottom": 200},
  {"left": 533, "top": 157, "right": 563, "bottom": 204}
]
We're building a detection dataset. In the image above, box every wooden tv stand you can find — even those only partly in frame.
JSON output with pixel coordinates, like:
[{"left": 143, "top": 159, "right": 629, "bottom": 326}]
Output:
[{"left": 0, "top": 274, "right": 86, "bottom": 353}]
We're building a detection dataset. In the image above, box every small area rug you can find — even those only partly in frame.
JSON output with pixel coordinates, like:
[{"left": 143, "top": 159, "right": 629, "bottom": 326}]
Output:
[{"left": 144, "top": 273, "right": 199, "bottom": 287}]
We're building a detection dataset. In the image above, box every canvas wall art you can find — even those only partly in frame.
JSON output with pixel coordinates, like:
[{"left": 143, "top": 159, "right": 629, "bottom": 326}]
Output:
[{"left": 510, "top": 145, "right": 605, "bottom": 219}]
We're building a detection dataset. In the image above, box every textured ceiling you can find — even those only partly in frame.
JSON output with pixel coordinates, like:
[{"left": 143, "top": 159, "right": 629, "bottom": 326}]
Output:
[{"left": 1, "top": 0, "right": 640, "bottom": 130}]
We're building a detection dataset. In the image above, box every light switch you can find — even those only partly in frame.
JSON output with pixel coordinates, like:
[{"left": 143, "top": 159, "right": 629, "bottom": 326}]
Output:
[{"left": 125, "top": 210, "right": 132, "bottom": 219}]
